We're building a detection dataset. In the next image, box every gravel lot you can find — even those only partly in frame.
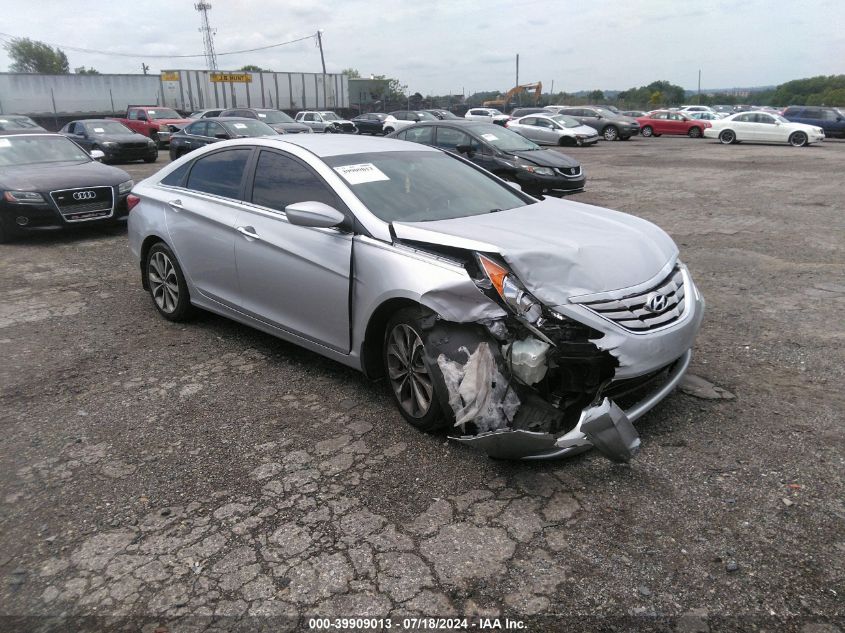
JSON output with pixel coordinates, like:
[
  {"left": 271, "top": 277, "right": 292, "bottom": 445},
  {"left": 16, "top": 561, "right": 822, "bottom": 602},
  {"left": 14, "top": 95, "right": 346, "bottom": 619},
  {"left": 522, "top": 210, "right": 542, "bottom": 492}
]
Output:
[{"left": 1, "top": 136, "right": 843, "bottom": 633}]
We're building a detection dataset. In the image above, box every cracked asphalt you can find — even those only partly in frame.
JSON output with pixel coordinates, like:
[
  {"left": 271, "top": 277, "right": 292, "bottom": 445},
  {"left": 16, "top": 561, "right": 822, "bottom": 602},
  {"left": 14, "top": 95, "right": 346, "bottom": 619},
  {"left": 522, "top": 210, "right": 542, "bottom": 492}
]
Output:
[{"left": 1, "top": 136, "right": 843, "bottom": 633}]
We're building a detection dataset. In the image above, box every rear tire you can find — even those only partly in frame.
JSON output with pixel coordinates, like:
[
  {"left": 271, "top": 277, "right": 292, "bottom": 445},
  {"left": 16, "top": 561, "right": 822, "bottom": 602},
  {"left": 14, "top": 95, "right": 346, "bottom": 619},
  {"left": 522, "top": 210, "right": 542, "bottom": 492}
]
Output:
[
  {"left": 788, "top": 131, "right": 808, "bottom": 147},
  {"left": 383, "top": 308, "right": 447, "bottom": 432},
  {"left": 383, "top": 127, "right": 394, "bottom": 135},
  {"left": 150, "top": 131, "right": 161, "bottom": 148},
  {"left": 145, "top": 242, "right": 194, "bottom": 322},
  {"left": 688, "top": 126, "right": 702, "bottom": 138},
  {"left": 719, "top": 129, "right": 737, "bottom": 144},
  {"left": 641, "top": 126, "right": 654, "bottom": 137}
]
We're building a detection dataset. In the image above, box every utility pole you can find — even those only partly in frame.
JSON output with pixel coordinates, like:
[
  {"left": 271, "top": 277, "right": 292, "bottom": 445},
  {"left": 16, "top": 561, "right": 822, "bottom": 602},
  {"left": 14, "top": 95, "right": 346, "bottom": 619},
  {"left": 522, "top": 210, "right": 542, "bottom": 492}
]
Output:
[
  {"left": 697, "top": 69, "right": 702, "bottom": 104},
  {"left": 515, "top": 53, "right": 519, "bottom": 88},
  {"left": 316, "top": 30, "right": 329, "bottom": 107},
  {"left": 141, "top": 63, "right": 149, "bottom": 75},
  {"left": 195, "top": 2, "right": 218, "bottom": 71}
]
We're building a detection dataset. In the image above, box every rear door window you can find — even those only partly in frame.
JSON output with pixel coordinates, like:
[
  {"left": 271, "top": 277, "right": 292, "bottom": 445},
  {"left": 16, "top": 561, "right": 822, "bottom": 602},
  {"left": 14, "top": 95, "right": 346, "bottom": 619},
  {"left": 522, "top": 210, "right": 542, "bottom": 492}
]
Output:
[
  {"left": 404, "top": 126, "right": 434, "bottom": 144},
  {"left": 434, "top": 127, "right": 471, "bottom": 150},
  {"left": 186, "top": 149, "right": 252, "bottom": 199}
]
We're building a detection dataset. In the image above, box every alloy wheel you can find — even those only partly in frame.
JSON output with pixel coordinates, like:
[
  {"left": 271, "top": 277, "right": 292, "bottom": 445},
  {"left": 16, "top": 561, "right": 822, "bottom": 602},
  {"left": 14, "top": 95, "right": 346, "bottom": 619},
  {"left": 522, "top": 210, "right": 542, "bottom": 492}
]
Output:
[
  {"left": 641, "top": 126, "right": 653, "bottom": 137},
  {"left": 603, "top": 126, "right": 618, "bottom": 141},
  {"left": 720, "top": 130, "right": 735, "bottom": 144},
  {"left": 148, "top": 251, "right": 179, "bottom": 313},
  {"left": 386, "top": 323, "right": 433, "bottom": 419},
  {"left": 688, "top": 127, "right": 702, "bottom": 138},
  {"left": 789, "top": 132, "right": 807, "bottom": 147}
]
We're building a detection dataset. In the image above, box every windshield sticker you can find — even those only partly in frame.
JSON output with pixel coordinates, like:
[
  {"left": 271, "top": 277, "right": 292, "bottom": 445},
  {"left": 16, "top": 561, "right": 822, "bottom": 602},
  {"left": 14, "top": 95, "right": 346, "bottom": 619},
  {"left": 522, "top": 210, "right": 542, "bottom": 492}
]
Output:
[
  {"left": 334, "top": 163, "right": 390, "bottom": 185},
  {"left": 258, "top": 113, "right": 267, "bottom": 118},
  {"left": 482, "top": 133, "right": 499, "bottom": 141},
  {"left": 148, "top": 110, "right": 156, "bottom": 114},
  {"left": 233, "top": 123, "right": 248, "bottom": 129},
  {"left": 0, "top": 119, "right": 7, "bottom": 123},
  {"left": 93, "top": 127, "right": 105, "bottom": 133},
  {"left": 0, "top": 138, "right": 11, "bottom": 147}
]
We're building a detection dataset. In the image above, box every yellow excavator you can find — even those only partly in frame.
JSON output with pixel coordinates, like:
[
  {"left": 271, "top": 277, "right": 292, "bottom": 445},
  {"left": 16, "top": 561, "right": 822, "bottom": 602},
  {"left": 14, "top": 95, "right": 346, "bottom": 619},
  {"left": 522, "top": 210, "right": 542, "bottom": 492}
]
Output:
[{"left": 483, "top": 82, "right": 543, "bottom": 109}]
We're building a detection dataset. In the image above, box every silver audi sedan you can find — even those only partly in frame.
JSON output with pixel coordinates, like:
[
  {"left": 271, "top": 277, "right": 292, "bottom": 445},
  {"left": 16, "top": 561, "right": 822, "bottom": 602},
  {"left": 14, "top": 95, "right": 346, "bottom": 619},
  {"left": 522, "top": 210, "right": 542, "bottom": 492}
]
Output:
[{"left": 128, "top": 135, "right": 704, "bottom": 461}]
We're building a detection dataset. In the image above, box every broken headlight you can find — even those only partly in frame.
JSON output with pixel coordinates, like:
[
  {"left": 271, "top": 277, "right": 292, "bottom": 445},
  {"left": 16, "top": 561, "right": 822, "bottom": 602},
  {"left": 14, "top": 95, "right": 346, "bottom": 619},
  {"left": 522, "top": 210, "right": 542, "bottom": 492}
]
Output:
[{"left": 476, "top": 254, "right": 543, "bottom": 324}]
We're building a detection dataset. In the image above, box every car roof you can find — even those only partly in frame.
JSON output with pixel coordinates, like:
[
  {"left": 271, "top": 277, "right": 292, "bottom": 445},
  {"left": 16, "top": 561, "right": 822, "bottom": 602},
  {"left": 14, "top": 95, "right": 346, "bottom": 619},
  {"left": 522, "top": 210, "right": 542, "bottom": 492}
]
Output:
[
  {"left": 0, "top": 132, "right": 64, "bottom": 137},
  {"left": 207, "top": 117, "right": 260, "bottom": 122},
  {"left": 272, "top": 134, "right": 440, "bottom": 157}
]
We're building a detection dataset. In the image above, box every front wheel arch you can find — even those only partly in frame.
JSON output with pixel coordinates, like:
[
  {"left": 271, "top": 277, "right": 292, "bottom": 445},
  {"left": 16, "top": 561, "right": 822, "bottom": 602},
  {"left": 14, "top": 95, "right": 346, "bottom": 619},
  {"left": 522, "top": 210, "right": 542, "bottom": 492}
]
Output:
[{"left": 360, "top": 298, "right": 422, "bottom": 379}]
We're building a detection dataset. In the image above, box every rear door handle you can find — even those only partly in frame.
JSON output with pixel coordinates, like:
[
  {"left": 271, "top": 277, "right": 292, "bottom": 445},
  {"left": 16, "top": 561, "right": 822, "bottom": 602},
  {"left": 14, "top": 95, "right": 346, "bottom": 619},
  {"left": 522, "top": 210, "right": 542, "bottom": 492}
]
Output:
[
  {"left": 168, "top": 199, "right": 185, "bottom": 211},
  {"left": 236, "top": 226, "right": 261, "bottom": 240}
]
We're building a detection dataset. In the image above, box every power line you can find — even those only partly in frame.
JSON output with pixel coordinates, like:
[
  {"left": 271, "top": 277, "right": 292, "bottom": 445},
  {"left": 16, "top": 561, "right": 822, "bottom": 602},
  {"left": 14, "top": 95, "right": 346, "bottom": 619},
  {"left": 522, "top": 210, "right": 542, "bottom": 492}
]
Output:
[{"left": 0, "top": 31, "right": 317, "bottom": 60}]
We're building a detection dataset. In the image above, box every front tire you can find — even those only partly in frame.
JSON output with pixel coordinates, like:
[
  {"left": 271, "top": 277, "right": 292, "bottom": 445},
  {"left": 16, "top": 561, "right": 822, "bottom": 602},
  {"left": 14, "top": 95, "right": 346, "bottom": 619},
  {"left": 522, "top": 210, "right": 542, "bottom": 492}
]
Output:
[
  {"left": 789, "top": 131, "right": 808, "bottom": 147},
  {"left": 602, "top": 125, "right": 619, "bottom": 141},
  {"left": 719, "top": 129, "right": 737, "bottom": 144},
  {"left": 383, "top": 127, "right": 394, "bottom": 135},
  {"left": 641, "top": 126, "right": 654, "bottom": 137},
  {"left": 688, "top": 126, "right": 703, "bottom": 138},
  {"left": 145, "top": 243, "right": 193, "bottom": 322},
  {"left": 144, "top": 150, "right": 158, "bottom": 163},
  {"left": 383, "top": 308, "right": 446, "bottom": 432}
]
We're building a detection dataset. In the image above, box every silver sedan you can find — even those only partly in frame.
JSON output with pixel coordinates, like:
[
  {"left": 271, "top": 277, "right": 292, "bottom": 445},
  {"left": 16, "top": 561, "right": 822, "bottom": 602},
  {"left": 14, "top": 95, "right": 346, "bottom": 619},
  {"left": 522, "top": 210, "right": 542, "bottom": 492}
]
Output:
[
  {"left": 507, "top": 114, "right": 600, "bottom": 146},
  {"left": 128, "top": 136, "right": 704, "bottom": 461}
]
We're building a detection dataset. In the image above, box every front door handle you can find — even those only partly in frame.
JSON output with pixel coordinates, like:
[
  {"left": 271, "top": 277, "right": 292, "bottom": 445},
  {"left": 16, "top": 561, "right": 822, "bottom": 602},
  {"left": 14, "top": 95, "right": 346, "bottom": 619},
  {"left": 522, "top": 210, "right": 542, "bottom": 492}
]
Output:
[
  {"left": 168, "top": 199, "right": 185, "bottom": 210},
  {"left": 236, "top": 226, "right": 261, "bottom": 241}
]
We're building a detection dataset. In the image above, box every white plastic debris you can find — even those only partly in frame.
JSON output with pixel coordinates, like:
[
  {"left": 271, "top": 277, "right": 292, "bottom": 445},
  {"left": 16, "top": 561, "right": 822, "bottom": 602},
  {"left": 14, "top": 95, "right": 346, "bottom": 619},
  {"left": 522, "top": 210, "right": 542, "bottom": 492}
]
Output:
[
  {"left": 503, "top": 337, "right": 550, "bottom": 385},
  {"left": 437, "top": 343, "right": 520, "bottom": 433}
]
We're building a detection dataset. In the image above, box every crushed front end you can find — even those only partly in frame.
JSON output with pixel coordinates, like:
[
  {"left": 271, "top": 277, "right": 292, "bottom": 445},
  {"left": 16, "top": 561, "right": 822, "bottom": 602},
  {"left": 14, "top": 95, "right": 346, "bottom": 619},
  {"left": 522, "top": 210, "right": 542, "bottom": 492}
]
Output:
[{"left": 418, "top": 251, "right": 704, "bottom": 462}]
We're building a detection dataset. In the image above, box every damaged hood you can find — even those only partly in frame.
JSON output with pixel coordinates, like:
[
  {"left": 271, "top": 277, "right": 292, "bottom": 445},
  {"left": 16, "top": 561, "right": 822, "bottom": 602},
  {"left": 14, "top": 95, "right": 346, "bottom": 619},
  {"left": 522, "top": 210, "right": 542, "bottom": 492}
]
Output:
[{"left": 392, "top": 197, "right": 678, "bottom": 306}]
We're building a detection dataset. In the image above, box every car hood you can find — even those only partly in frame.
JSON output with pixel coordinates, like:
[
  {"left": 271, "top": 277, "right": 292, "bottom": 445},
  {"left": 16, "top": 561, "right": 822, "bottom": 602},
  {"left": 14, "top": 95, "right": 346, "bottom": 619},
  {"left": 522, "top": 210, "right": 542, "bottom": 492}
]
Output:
[
  {"left": 271, "top": 122, "right": 312, "bottom": 133},
  {"left": 90, "top": 133, "right": 151, "bottom": 143},
  {"left": 154, "top": 118, "right": 193, "bottom": 126},
  {"left": 506, "top": 149, "right": 579, "bottom": 168},
  {"left": 392, "top": 197, "right": 678, "bottom": 306},
  {"left": 0, "top": 161, "right": 130, "bottom": 191}
]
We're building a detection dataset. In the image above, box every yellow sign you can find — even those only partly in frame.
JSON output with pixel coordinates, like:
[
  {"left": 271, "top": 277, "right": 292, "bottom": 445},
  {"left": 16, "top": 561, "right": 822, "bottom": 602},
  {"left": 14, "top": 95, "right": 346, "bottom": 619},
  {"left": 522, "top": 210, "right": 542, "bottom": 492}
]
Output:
[
  {"left": 160, "top": 72, "right": 180, "bottom": 82},
  {"left": 210, "top": 72, "right": 253, "bottom": 83}
]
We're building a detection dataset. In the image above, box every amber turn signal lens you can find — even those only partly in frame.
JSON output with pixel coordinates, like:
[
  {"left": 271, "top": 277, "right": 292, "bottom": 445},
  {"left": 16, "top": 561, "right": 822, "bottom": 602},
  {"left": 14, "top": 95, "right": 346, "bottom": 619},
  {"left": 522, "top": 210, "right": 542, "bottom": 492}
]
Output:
[{"left": 478, "top": 254, "right": 509, "bottom": 296}]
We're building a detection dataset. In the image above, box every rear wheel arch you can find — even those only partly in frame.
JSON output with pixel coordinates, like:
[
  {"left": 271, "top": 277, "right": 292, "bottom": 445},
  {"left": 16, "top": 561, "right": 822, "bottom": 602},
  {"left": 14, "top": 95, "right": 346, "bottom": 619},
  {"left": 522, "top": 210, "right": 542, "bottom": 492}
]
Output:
[{"left": 139, "top": 235, "right": 169, "bottom": 290}]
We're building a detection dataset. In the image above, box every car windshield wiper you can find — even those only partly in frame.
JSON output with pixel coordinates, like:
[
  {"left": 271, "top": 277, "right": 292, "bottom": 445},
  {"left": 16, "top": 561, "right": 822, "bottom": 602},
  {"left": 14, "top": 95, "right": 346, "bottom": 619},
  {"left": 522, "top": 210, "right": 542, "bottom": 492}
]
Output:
[{"left": 489, "top": 208, "right": 504, "bottom": 213}]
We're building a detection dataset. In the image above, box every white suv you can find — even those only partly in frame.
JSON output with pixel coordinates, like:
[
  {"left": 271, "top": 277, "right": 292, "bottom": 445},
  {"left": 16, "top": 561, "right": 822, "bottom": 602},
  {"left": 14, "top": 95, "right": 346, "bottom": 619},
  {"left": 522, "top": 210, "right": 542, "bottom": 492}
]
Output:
[
  {"left": 382, "top": 111, "right": 438, "bottom": 134},
  {"left": 464, "top": 108, "right": 510, "bottom": 125},
  {"left": 294, "top": 111, "right": 358, "bottom": 133}
]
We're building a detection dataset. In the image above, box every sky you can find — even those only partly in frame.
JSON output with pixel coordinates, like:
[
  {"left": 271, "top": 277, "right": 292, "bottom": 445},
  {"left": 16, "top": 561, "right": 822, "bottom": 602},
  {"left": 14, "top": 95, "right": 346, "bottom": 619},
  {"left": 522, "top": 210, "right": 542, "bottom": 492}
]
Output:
[{"left": 1, "top": 0, "right": 843, "bottom": 96}]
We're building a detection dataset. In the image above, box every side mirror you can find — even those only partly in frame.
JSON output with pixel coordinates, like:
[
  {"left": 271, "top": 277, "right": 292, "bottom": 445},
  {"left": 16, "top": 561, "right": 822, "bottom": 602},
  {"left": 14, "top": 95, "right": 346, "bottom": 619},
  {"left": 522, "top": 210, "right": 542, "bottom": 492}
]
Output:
[
  {"left": 774, "top": 121, "right": 782, "bottom": 126},
  {"left": 455, "top": 144, "right": 473, "bottom": 155},
  {"left": 285, "top": 201, "right": 346, "bottom": 229},
  {"left": 595, "top": 114, "right": 603, "bottom": 119},
  {"left": 215, "top": 132, "right": 229, "bottom": 139},
  {"left": 90, "top": 149, "right": 105, "bottom": 161}
]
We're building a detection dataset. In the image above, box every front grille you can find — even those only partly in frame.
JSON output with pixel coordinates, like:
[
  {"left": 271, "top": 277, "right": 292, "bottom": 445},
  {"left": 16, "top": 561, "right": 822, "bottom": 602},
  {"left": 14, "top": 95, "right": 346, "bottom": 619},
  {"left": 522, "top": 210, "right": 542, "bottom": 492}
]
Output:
[
  {"left": 124, "top": 142, "right": 148, "bottom": 149},
  {"left": 579, "top": 266, "right": 686, "bottom": 333},
  {"left": 51, "top": 186, "right": 114, "bottom": 222},
  {"left": 556, "top": 166, "right": 582, "bottom": 177}
]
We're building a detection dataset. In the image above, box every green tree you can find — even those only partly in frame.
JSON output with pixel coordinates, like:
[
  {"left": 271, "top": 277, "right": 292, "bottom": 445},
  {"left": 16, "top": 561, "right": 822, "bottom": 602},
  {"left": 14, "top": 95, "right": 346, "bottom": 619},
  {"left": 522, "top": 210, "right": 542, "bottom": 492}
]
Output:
[
  {"left": 341, "top": 68, "right": 361, "bottom": 78},
  {"left": 74, "top": 66, "right": 100, "bottom": 75},
  {"left": 4, "top": 37, "right": 69, "bottom": 73},
  {"left": 588, "top": 89, "right": 605, "bottom": 102},
  {"left": 648, "top": 91, "right": 664, "bottom": 107},
  {"left": 238, "top": 64, "right": 269, "bottom": 72}
]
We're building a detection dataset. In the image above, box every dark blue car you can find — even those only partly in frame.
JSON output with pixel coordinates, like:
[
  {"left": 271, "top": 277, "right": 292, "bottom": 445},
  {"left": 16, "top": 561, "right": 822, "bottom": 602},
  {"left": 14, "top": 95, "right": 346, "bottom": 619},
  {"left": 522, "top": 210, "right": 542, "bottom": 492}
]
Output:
[{"left": 783, "top": 106, "right": 845, "bottom": 139}]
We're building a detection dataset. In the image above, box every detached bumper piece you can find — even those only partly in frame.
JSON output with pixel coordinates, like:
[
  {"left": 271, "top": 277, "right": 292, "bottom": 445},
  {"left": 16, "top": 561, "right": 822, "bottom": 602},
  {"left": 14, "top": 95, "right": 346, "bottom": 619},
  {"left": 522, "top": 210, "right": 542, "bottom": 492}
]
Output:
[{"left": 452, "top": 349, "right": 692, "bottom": 462}]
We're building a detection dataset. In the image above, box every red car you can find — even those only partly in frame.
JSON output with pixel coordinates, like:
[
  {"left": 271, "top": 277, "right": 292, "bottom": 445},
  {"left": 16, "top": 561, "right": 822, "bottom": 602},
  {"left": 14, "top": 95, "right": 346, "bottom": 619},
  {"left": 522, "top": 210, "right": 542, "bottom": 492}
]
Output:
[{"left": 636, "top": 111, "right": 711, "bottom": 138}]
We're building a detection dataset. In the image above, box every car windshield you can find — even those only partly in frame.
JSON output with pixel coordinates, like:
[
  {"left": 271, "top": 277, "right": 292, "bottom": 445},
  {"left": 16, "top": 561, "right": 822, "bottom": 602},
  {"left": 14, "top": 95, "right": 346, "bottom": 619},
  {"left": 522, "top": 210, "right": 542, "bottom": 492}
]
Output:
[
  {"left": 221, "top": 120, "right": 278, "bottom": 136},
  {"left": 488, "top": 109, "right": 504, "bottom": 116},
  {"left": 596, "top": 108, "right": 620, "bottom": 118},
  {"left": 551, "top": 115, "right": 581, "bottom": 128},
  {"left": 474, "top": 125, "right": 540, "bottom": 152},
  {"left": 0, "top": 116, "right": 40, "bottom": 130},
  {"left": 321, "top": 112, "right": 340, "bottom": 121},
  {"left": 772, "top": 114, "right": 790, "bottom": 123},
  {"left": 324, "top": 151, "right": 527, "bottom": 223},
  {"left": 0, "top": 135, "right": 91, "bottom": 166},
  {"left": 437, "top": 111, "right": 460, "bottom": 119},
  {"left": 257, "top": 111, "right": 295, "bottom": 123},
  {"left": 415, "top": 112, "right": 437, "bottom": 121},
  {"left": 86, "top": 121, "right": 133, "bottom": 134},
  {"left": 146, "top": 108, "right": 182, "bottom": 120}
]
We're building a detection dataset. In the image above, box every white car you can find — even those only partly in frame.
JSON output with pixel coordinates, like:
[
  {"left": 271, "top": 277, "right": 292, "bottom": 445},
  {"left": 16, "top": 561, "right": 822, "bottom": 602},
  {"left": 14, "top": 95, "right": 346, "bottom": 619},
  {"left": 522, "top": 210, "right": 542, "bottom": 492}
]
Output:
[
  {"left": 506, "top": 113, "right": 600, "bottom": 146},
  {"left": 704, "top": 111, "right": 825, "bottom": 147},
  {"left": 382, "top": 110, "right": 438, "bottom": 134},
  {"left": 465, "top": 108, "right": 510, "bottom": 125},
  {"left": 679, "top": 105, "right": 715, "bottom": 114},
  {"left": 686, "top": 111, "right": 724, "bottom": 121}
]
